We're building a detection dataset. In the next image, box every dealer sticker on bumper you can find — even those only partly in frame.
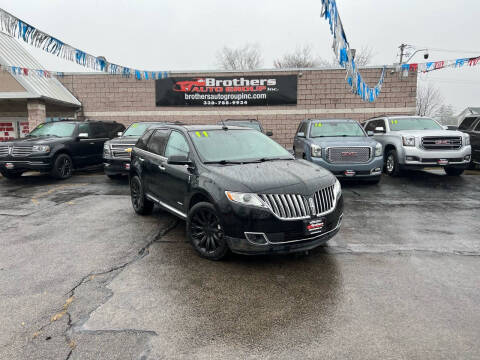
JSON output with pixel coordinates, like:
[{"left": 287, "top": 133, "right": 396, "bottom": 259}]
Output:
[
  {"left": 307, "top": 219, "right": 325, "bottom": 233},
  {"left": 438, "top": 159, "right": 449, "bottom": 165}
]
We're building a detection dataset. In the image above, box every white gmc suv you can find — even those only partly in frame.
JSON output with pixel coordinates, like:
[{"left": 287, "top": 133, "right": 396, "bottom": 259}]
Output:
[{"left": 363, "top": 116, "right": 471, "bottom": 176}]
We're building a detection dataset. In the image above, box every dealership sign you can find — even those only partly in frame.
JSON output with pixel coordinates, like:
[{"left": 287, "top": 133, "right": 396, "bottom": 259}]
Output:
[{"left": 155, "top": 75, "right": 297, "bottom": 107}]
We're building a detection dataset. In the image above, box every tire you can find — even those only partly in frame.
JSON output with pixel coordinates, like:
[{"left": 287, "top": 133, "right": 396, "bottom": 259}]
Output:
[
  {"left": 385, "top": 149, "right": 402, "bottom": 177},
  {"left": 444, "top": 167, "right": 465, "bottom": 176},
  {"left": 130, "top": 175, "right": 154, "bottom": 215},
  {"left": 50, "top": 154, "right": 74, "bottom": 180},
  {"left": 187, "top": 202, "right": 229, "bottom": 261},
  {"left": 0, "top": 168, "right": 23, "bottom": 179}
]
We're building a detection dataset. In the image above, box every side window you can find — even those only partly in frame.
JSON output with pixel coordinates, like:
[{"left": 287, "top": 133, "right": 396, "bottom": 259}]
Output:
[
  {"left": 136, "top": 129, "right": 154, "bottom": 150},
  {"left": 459, "top": 117, "right": 477, "bottom": 130},
  {"left": 78, "top": 123, "right": 90, "bottom": 136},
  {"left": 377, "top": 119, "right": 386, "bottom": 130},
  {"left": 365, "top": 121, "right": 377, "bottom": 132},
  {"left": 164, "top": 131, "right": 190, "bottom": 158},
  {"left": 147, "top": 129, "right": 170, "bottom": 156},
  {"left": 90, "top": 123, "right": 108, "bottom": 139},
  {"left": 297, "top": 122, "right": 307, "bottom": 136},
  {"left": 474, "top": 119, "right": 480, "bottom": 132}
]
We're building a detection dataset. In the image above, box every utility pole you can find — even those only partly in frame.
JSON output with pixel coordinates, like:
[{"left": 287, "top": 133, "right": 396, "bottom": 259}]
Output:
[{"left": 399, "top": 44, "right": 408, "bottom": 64}]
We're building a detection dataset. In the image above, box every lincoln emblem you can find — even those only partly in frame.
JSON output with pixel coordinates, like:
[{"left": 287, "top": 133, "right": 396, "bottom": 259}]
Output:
[{"left": 308, "top": 197, "right": 316, "bottom": 214}]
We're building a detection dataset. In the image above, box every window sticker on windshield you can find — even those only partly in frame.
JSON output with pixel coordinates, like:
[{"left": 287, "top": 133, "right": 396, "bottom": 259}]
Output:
[
  {"left": 38, "top": 124, "right": 43, "bottom": 128},
  {"left": 391, "top": 120, "right": 398, "bottom": 125},
  {"left": 195, "top": 131, "right": 209, "bottom": 138},
  {"left": 314, "top": 123, "right": 322, "bottom": 127},
  {"left": 131, "top": 124, "right": 138, "bottom": 128},
  {"left": 202, "top": 131, "right": 209, "bottom": 137}
]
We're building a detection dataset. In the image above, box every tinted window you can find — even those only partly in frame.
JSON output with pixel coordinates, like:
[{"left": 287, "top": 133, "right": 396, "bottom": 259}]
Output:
[
  {"left": 297, "top": 122, "right": 307, "bottom": 135},
  {"left": 165, "top": 131, "right": 190, "bottom": 158},
  {"left": 103, "top": 123, "right": 125, "bottom": 138},
  {"left": 136, "top": 129, "right": 154, "bottom": 150},
  {"left": 189, "top": 129, "right": 292, "bottom": 163},
  {"left": 89, "top": 123, "right": 108, "bottom": 138},
  {"left": 147, "top": 129, "right": 170, "bottom": 156},
  {"left": 459, "top": 117, "right": 478, "bottom": 130},
  {"left": 474, "top": 119, "right": 480, "bottom": 131},
  {"left": 29, "top": 122, "right": 76, "bottom": 137},
  {"left": 78, "top": 123, "right": 90, "bottom": 136},
  {"left": 365, "top": 120, "right": 382, "bottom": 132}
]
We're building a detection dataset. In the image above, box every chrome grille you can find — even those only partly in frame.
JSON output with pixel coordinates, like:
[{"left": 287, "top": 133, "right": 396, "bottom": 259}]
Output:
[
  {"left": 259, "top": 184, "right": 336, "bottom": 220},
  {"left": 327, "top": 147, "right": 371, "bottom": 163},
  {"left": 421, "top": 137, "right": 462, "bottom": 150},
  {"left": 12, "top": 145, "right": 33, "bottom": 157},
  {"left": 111, "top": 144, "right": 135, "bottom": 160},
  {"left": 0, "top": 145, "right": 8, "bottom": 157}
]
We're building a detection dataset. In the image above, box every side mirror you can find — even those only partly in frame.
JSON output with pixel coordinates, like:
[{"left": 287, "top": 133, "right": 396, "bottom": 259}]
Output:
[
  {"left": 266, "top": 131, "right": 273, "bottom": 137},
  {"left": 117, "top": 132, "right": 123, "bottom": 137},
  {"left": 374, "top": 127, "right": 385, "bottom": 134},
  {"left": 367, "top": 131, "right": 374, "bottom": 136},
  {"left": 78, "top": 133, "right": 89, "bottom": 139},
  {"left": 167, "top": 155, "right": 193, "bottom": 166},
  {"left": 297, "top": 132, "right": 305, "bottom": 138}
]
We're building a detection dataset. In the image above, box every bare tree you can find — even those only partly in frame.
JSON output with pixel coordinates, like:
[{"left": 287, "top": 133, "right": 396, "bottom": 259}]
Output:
[
  {"left": 435, "top": 104, "right": 456, "bottom": 125},
  {"left": 216, "top": 43, "right": 263, "bottom": 71},
  {"left": 273, "top": 45, "right": 322, "bottom": 69},
  {"left": 416, "top": 83, "right": 444, "bottom": 117},
  {"left": 274, "top": 45, "right": 374, "bottom": 69}
]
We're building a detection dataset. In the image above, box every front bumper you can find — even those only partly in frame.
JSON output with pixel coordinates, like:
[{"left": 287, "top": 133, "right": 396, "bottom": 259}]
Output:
[
  {"left": 401, "top": 145, "right": 471, "bottom": 168},
  {"left": 0, "top": 156, "right": 52, "bottom": 172},
  {"left": 310, "top": 156, "right": 384, "bottom": 178},
  {"left": 222, "top": 195, "right": 344, "bottom": 255},
  {"left": 103, "top": 158, "right": 130, "bottom": 175}
]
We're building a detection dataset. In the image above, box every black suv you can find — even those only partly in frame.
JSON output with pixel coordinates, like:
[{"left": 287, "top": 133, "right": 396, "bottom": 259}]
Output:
[
  {"left": 0, "top": 120, "right": 124, "bottom": 180},
  {"left": 130, "top": 124, "right": 343, "bottom": 260},
  {"left": 217, "top": 119, "right": 273, "bottom": 136},
  {"left": 103, "top": 122, "right": 168, "bottom": 179},
  {"left": 457, "top": 115, "right": 480, "bottom": 168}
]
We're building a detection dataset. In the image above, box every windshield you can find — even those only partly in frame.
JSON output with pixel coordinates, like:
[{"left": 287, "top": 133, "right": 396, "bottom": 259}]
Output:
[
  {"left": 389, "top": 117, "right": 443, "bottom": 131},
  {"left": 224, "top": 121, "right": 262, "bottom": 132},
  {"left": 123, "top": 122, "right": 165, "bottom": 136},
  {"left": 29, "top": 122, "right": 76, "bottom": 137},
  {"left": 189, "top": 129, "right": 292, "bottom": 163},
  {"left": 310, "top": 121, "right": 365, "bottom": 137}
]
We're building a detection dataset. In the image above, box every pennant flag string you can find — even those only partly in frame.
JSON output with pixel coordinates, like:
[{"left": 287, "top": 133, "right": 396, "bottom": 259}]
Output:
[
  {"left": 0, "top": 7, "right": 168, "bottom": 80},
  {"left": 400, "top": 55, "right": 480, "bottom": 75},
  {"left": 320, "top": 0, "right": 386, "bottom": 103}
]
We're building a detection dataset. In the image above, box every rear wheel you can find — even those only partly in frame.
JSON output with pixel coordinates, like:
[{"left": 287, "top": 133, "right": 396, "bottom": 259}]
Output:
[
  {"left": 187, "top": 202, "right": 229, "bottom": 261},
  {"left": 444, "top": 167, "right": 465, "bottom": 176},
  {"left": 385, "top": 149, "right": 402, "bottom": 177},
  {"left": 130, "top": 175, "right": 154, "bottom": 215},
  {"left": 50, "top": 154, "right": 73, "bottom": 179}
]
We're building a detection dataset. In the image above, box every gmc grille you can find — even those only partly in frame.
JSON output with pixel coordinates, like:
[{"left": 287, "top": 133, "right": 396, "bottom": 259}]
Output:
[
  {"left": 259, "top": 184, "right": 336, "bottom": 220},
  {"left": 327, "top": 147, "right": 371, "bottom": 163},
  {"left": 111, "top": 144, "right": 135, "bottom": 160},
  {"left": 12, "top": 145, "right": 33, "bottom": 157},
  {"left": 421, "top": 137, "right": 462, "bottom": 150},
  {"left": 0, "top": 145, "right": 8, "bottom": 157}
]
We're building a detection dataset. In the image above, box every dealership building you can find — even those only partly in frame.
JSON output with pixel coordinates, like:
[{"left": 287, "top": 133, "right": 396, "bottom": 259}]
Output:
[{"left": 0, "top": 32, "right": 417, "bottom": 147}]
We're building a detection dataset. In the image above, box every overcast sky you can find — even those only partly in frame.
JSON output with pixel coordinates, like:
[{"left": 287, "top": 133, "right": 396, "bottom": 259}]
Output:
[{"left": 1, "top": 0, "right": 479, "bottom": 114}]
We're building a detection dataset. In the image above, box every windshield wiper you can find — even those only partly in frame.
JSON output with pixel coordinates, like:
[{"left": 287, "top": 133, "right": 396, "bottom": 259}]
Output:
[
  {"left": 257, "top": 157, "right": 294, "bottom": 162},
  {"left": 204, "top": 160, "right": 245, "bottom": 165}
]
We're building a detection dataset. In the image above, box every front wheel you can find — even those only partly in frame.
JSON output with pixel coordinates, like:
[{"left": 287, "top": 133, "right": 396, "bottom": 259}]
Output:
[
  {"left": 130, "top": 175, "right": 154, "bottom": 215},
  {"left": 51, "top": 154, "right": 73, "bottom": 179},
  {"left": 444, "top": 167, "right": 465, "bottom": 176},
  {"left": 187, "top": 202, "right": 229, "bottom": 261},
  {"left": 385, "top": 149, "right": 402, "bottom": 177}
]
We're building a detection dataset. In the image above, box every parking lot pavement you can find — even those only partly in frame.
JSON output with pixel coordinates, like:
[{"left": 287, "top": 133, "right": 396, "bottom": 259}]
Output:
[{"left": 1, "top": 170, "right": 479, "bottom": 359}]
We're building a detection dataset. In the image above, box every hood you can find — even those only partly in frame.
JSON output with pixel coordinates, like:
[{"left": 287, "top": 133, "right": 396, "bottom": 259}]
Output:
[
  {"left": 3, "top": 136, "right": 70, "bottom": 145},
  {"left": 203, "top": 159, "right": 335, "bottom": 195},
  {"left": 310, "top": 136, "right": 377, "bottom": 147},
  {"left": 107, "top": 136, "right": 140, "bottom": 145},
  {"left": 392, "top": 130, "right": 466, "bottom": 137}
]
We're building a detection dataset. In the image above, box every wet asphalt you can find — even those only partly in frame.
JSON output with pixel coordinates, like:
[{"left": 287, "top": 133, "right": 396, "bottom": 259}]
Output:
[{"left": 0, "top": 168, "right": 479, "bottom": 359}]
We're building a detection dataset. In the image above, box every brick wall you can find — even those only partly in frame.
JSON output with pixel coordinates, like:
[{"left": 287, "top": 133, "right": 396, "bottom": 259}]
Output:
[
  {"left": 27, "top": 100, "right": 46, "bottom": 130},
  {"left": 59, "top": 68, "right": 417, "bottom": 147}
]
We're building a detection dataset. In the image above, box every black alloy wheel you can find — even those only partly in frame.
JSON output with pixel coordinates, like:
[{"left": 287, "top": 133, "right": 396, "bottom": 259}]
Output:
[
  {"left": 130, "top": 175, "right": 154, "bottom": 215},
  {"left": 51, "top": 154, "right": 73, "bottom": 179},
  {"left": 187, "top": 202, "right": 229, "bottom": 260}
]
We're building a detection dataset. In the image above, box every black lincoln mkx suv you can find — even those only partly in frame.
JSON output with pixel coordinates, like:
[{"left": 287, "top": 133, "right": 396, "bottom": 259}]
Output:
[{"left": 130, "top": 124, "right": 343, "bottom": 260}]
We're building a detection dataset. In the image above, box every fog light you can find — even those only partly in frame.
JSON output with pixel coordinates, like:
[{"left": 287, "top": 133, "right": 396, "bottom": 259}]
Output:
[
  {"left": 124, "top": 163, "right": 131, "bottom": 170},
  {"left": 5, "top": 163, "right": 14, "bottom": 169},
  {"left": 465, "top": 155, "right": 471, "bottom": 161},
  {"left": 370, "top": 167, "right": 382, "bottom": 175},
  {"left": 406, "top": 156, "right": 419, "bottom": 161},
  {"left": 245, "top": 232, "right": 268, "bottom": 245}
]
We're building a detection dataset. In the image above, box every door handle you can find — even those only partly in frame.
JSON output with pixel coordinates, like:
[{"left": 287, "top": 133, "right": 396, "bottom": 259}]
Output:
[{"left": 158, "top": 164, "right": 166, "bottom": 171}]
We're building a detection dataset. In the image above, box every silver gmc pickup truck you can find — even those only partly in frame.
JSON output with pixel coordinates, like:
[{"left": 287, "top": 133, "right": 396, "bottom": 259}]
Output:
[{"left": 363, "top": 116, "right": 472, "bottom": 176}]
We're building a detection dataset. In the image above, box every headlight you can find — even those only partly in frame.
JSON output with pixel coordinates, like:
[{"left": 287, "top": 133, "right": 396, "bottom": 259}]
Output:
[
  {"left": 375, "top": 143, "right": 382, "bottom": 157},
  {"left": 225, "top": 191, "right": 266, "bottom": 208},
  {"left": 465, "top": 135, "right": 470, "bottom": 146},
  {"left": 333, "top": 178, "right": 341, "bottom": 198},
  {"left": 103, "top": 143, "right": 111, "bottom": 158},
  {"left": 402, "top": 136, "right": 415, "bottom": 147},
  {"left": 311, "top": 144, "right": 322, "bottom": 158},
  {"left": 32, "top": 145, "right": 50, "bottom": 153}
]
